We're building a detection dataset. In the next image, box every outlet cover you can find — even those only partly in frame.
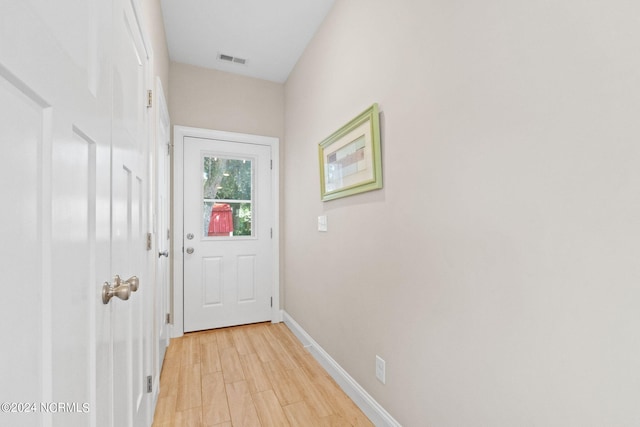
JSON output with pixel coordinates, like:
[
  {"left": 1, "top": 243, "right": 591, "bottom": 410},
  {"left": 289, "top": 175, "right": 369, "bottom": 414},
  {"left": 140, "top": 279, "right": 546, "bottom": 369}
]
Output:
[{"left": 375, "top": 355, "right": 386, "bottom": 384}]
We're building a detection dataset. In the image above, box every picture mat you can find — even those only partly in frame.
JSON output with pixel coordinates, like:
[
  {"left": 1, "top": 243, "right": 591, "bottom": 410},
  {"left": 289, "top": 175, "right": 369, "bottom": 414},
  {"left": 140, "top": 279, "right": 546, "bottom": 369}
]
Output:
[{"left": 323, "top": 121, "right": 373, "bottom": 193}]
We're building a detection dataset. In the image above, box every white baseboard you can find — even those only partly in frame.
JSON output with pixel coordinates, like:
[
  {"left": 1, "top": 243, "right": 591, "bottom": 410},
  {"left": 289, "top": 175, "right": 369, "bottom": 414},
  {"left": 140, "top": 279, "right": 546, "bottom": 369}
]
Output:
[{"left": 282, "top": 311, "right": 401, "bottom": 427}]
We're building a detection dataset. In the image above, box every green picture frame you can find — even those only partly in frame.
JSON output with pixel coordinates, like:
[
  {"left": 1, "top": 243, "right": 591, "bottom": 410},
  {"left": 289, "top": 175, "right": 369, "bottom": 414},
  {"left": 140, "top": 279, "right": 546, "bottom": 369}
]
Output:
[{"left": 318, "top": 103, "right": 382, "bottom": 201}]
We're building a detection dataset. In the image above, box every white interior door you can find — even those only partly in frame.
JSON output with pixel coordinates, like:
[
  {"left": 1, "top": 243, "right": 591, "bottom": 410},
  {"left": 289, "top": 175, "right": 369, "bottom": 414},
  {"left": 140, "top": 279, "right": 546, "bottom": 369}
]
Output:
[
  {"left": 0, "top": 1, "right": 112, "bottom": 427},
  {"left": 111, "top": 0, "right": 150, "bottom": 425},
  {"left": 0, "top": 1, "right": 152, "bottom": 427},
  {"left": 183, "top": 136, "right": 273, "bottom": 332},
  {"left": 154, "top": 77, "right": 171, "bottom": 397}
]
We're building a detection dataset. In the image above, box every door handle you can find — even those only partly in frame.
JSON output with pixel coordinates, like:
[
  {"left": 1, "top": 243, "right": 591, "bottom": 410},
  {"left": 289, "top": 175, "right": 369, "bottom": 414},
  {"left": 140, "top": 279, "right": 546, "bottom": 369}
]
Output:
[
  {"left": 158, "top": 250, "right": 169, "bottom": 258},
  {"left": 124, "top": 275, "right": 139, "bottom": 292},
  {"left": 101, "top": 275, "right": 139, "bottom": 304},
  {"left": 186, "top": 247, "right": 194, "bottom": 254}
]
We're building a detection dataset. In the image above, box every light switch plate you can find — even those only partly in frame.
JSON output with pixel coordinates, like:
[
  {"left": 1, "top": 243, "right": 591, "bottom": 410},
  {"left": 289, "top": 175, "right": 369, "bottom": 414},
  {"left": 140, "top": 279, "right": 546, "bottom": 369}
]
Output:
[
  {"left": 376, "top": 355, "right": 386, "bottom": 384},
  {"left": 318, "top": 215, "right": 327, "bottom": 232}
]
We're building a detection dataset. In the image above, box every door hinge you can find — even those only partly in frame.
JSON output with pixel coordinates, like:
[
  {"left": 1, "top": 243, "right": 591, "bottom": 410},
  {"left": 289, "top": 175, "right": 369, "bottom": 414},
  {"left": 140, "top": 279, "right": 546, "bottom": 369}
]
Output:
[
  {"left": 146, "top": 232, "right": 152, "bottom": 251},
  {"left": 146, "top": 375, "right": 153, "bottom": 393},
  {"left": 146, "top": 90, "right": 153, "bottom": 108},
  {"left": 270, "top": 297, "right": 273, "bottom": 308},
  {"left": 270, "top": 228, "right": 273, "bottom": 239},
  {"left": 270, "top": 159, "right": 273, "bottom": 170},
  {"left": 166, "top": 313, "right": 171, "bottom": 324}
]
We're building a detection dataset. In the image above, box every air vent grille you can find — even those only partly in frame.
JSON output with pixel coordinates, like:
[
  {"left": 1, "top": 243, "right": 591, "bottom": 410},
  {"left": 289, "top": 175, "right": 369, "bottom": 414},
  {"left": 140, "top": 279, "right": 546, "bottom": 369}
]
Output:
[{"left": 218, "top": 53, "right": 247, "bottom": 66}]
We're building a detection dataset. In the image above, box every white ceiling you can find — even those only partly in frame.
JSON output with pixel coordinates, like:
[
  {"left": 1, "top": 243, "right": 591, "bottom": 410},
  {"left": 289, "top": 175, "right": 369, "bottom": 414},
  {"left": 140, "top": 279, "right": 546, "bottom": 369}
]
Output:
[{"left": 160, "top": 0, "right": 336, "bottom": 83}]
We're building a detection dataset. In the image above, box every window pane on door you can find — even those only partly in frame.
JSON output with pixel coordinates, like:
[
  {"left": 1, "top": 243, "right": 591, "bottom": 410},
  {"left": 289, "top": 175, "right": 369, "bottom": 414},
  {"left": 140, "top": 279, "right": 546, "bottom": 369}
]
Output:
[{"left": 202, "top": 155, "right": 253, "bottom": 237}]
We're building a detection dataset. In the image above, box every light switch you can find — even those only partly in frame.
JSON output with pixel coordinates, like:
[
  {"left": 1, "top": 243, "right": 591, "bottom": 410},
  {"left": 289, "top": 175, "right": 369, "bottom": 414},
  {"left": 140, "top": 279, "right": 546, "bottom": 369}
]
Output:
[{"left": 318, "top": 215, "right": 328, "bottom": 232}]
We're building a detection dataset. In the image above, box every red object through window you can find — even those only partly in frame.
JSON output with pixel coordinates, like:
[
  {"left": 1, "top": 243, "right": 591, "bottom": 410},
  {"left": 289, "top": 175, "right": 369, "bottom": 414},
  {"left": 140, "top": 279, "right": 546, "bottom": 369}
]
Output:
[{"left": 208, "top": 203, "right": 234, "bottom": 236}]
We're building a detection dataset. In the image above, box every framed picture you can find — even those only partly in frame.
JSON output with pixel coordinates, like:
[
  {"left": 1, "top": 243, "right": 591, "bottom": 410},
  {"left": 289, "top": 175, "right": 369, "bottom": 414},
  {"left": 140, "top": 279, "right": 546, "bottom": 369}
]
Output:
[{"left": 319, "top": 103, "right": 382, "bottom": 201}]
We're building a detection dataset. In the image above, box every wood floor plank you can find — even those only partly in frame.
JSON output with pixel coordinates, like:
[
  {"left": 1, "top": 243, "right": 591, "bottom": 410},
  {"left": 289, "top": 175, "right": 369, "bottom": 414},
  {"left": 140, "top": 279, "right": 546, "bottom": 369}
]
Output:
[
  {"left": 181, "top": 334, "right": 202, "bottom": 366},
  {"left": 314, "top": 374, "right": 373, "bottom": 426},
  {"left": 201, "top": 340, "right": 222, "bottom": 375},
  {"left": 164, "top": 335, "right": 184, "bottom": 363},
  {"left": 246, "top": 324, "right": 279, "bottom": 362},
  {"left": 158, "top": 357, "right": 181, "bottom": 397},
  {"left": 198, "top": 329, "right": 219, "bottom": 345},
  {"left": 240, "top": 352, "right": 272, "bottom": 394},
  {"left": 225, "top": 380, "right": 261, "bottom": 427},
  {"left": 252, "top": 389, "right": 291, "bottom": 427},
  {"left": 174, "top": 406, "right": 202, "bottom": 427},
  {"left": 215, "top": 328, "right": 235, "bottom": 349},
  {"left": 263, "top": 326, "right": 300, "bottom": 371},
  {"left": 270, "top": 324, "right": 310, "bottom": 359},
  {"left": 175, "top": 363, "right": 202, "bottom": 411},
  {"left": 201, "top": 372, "right": 231, "bottom": 426},
  {"left": 219, "top": 346, "right": 245, "bottom": 384},
  {"left": 283, "top": 400, "right": 319, "bottom": 425},
  {"left": 263, "top": 360, "right": 304, "bottom": 406},
  {"left": 152, "top": 393, "right": 177, "bottom": 425},
  {"left": 319, "top": 414, "right": 355, "bottom": 426},
  {"left": 292, "top": 352, "right": 330, "bottom": 381},
  {"left": 289, "top": 367, "right": 334, "bottom": 418},
  {"left": 231, "top": 326, "right": 255, "bottom": 356}
]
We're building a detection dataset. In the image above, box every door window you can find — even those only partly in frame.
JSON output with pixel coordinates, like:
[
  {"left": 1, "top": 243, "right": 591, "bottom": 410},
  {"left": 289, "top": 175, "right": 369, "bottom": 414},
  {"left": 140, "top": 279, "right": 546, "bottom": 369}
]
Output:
[{"left": 202, "top": 154, "right": 253, "bottom": 237}]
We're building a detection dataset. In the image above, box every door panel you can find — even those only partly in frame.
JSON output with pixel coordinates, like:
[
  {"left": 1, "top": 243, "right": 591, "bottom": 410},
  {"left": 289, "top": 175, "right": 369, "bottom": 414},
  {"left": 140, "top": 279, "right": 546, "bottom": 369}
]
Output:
[
  {"left": 237, "top": 255, "right": 257, "bottom": 301},
  {"left": 204, "top": 257, "right": 224, "bottom": 304},
  {"left": 51, "top": 128, "right": 97, "bottom": 427},
  {"left": 183, "top": 137, "right": 273, "bottom": 332},
  {"left": 0, "top": 65, "right": 51, "bottom": 426},
  {"left": 0, "top": 1, "right": 112, "bottom": 426}
]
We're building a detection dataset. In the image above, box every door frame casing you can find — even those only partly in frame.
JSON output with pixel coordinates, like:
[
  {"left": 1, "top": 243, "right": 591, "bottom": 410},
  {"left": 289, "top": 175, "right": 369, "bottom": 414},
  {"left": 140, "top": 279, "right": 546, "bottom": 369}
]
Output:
[{"left": 172, "top": 125, "right": 281, "bottom": 337}]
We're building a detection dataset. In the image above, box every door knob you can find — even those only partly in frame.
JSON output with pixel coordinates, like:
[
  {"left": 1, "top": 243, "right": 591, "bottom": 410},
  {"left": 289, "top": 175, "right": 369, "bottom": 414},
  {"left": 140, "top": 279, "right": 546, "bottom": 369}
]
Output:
[
  {"left": 102, "top": 275, "right": 130, "bottom": 304},
  {"left": 186, "top": 247, "right": 194, "bottom": 254},
  {"left": 124, "top": 275, "right": 139, "bottom": 292},
  {"left": 158, "top": 250, "right": 169, "bottom": 258},
  {"left": 101, "top": 275, "right": 139, "bottom": 304}
]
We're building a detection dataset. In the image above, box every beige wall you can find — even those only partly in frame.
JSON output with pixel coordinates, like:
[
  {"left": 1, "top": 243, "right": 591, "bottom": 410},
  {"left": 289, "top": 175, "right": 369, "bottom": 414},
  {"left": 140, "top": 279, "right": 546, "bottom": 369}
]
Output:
[
  {"left": 168, "top": 61, "right": 284, "bottom": 139},
  {"left": 137, "top": 0, "right": 170, "bottom": 152},
  {"left": 284, "top": 0, "right": 640, "bottom": 425},
  {"left": 142, "top": 0, "right": 170, "bottom": 94}
]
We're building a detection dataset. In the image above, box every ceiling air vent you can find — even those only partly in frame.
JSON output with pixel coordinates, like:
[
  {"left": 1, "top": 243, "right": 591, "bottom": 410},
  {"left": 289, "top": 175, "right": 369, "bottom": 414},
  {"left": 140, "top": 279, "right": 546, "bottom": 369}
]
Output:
[{"left": 218, "top": 53, "right": 247, "bottom": 66}]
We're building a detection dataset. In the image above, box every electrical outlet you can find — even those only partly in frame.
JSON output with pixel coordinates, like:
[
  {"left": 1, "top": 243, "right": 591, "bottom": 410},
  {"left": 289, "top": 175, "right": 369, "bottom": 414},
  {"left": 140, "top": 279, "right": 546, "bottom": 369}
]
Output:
[{"left": 375, "top": 355, "right": 386, "bottom": 384}]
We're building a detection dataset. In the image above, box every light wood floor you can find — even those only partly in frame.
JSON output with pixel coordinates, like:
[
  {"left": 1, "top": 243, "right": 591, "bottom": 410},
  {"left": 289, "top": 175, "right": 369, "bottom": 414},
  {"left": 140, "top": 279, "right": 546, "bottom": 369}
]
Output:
[{"left": 152, "top": 322, "right": 373, "bottom": 427}]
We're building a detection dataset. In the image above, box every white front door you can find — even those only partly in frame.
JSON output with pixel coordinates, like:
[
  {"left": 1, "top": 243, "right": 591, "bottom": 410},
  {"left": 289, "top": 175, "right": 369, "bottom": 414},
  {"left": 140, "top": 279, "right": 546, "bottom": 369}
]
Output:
[
  {"left": 0, "top": 1, "right": 151, "bottom": 426},
  {"left": 183, "top": 136, "right": 274, "bottom": 332}
]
